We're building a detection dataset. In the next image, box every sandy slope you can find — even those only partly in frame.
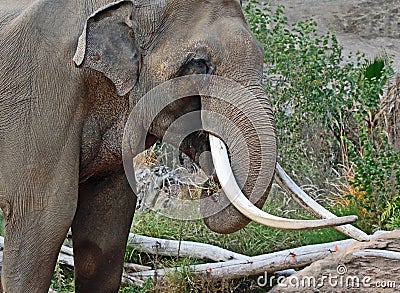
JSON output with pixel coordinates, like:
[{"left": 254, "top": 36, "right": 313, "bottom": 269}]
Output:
[{"left": 268, "top": 0, "right": 400, "bottom": 72}]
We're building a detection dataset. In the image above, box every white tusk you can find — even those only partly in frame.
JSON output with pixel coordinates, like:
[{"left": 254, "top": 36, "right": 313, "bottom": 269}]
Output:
[
  {"left": 275, "top": 163, "right": 369, "bottom": 241},
  {"left": 209, "top": 135, "right": 358, "bottom": 230}
]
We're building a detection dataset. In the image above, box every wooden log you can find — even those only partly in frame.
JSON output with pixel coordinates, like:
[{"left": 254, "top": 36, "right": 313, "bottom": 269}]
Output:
[
  {"left": 353, "top": 249, "right": 400, "bottom": 260},
  {"left": 57, "top": 251, "right": 74, "bottom": 267},
  {"left": 122, "top": 273, "right": 145, "bottom": 287},
  {"left": 129, "top": 237, "right": 358, "bottom": 281},
  {"left": 124, "top": 262, "right": 152, "bottom": 272},
  {"left": 60, "top": 245, "right": 73, "bottom": 257},
  {"left": 127, "top": 233, "right": 249, "bottom": 261}
]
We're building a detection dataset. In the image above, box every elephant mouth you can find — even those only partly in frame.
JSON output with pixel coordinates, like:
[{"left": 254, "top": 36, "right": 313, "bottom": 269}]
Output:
[{"left": 208, "top": 134, "right": 359, "bottom": 231}]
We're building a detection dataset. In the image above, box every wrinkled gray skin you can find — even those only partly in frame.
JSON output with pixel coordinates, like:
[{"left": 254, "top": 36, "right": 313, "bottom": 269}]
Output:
[{"left": 0, "top": 0, "right": 276, "bottom": 292}]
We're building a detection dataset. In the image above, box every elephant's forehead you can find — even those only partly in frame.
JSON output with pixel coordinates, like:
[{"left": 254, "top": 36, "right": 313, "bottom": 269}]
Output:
[
  {"left": 134, "top": 0, "right": 244, "bottom": 31},
  {"left": 167, "top": 0, "right": 244, "bottom": 23},
  {"left": 141, "top": 22, "right": 250, "bottom": 82}
]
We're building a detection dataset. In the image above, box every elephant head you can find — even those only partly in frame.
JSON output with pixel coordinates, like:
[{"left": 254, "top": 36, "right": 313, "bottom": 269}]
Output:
[{"left": 74, "top": 0, "right": 357, "bottom": 234}]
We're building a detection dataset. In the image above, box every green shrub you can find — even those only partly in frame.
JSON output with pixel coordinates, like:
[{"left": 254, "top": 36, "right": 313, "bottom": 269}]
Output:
[{"left": 245, "top": 1, "right": 399, "bottom": 232}]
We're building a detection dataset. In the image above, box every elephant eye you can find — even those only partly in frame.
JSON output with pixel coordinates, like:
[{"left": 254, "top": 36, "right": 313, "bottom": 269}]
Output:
[
  {"left": 180, "top": 58, "right": 212, "bottom": 75},
  {"left": 191, "top": 59, "right": 209, "bottom": 74}
]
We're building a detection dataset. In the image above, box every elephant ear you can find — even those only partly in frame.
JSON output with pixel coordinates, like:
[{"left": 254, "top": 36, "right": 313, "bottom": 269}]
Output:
[{"left": 74, "top": 0, "right": 139, "bottom": 96}]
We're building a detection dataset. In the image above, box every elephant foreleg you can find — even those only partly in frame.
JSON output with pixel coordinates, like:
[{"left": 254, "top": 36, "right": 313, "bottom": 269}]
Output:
[
  {"left": 1, "top": 180, "right": 78, "bottom": 293},
  {"left": 72, "top": 168, "right": 136, "bottom": 293}
]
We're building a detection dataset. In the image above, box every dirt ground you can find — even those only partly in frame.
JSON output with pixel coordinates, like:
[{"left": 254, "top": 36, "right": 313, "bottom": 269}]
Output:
[{"left": 268, "top": 0, "right": 400, "bottom": 72}]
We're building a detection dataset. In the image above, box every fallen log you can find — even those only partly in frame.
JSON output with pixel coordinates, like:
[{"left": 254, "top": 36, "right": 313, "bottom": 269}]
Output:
[
  {"left": 57, "top": 251, "right": 74, "bottom": 267},
  {"left": 352, "top": 249, "right": 400, "bottom": 260},
  {"left": 129, "top": 237, "right": 358, "bottom": 282},
  {"left": 127, "top": 233, "right": 249, "bottom": 261},
  {"left": 124, "top": 262, "right": 152, "bottom": 272}
]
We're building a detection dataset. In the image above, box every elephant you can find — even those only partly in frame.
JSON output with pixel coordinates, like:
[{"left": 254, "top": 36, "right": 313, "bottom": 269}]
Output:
[{"left": 0, "top": 0, "right": 360, "bottom": 292}]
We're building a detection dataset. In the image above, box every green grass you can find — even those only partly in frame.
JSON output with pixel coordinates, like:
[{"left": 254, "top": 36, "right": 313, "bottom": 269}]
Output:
[{"left": 130, "top": 201, "right": 348, "bottom": 259}]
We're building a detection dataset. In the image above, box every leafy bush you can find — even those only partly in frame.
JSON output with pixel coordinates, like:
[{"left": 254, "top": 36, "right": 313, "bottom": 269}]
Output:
[{"left": 245, "top": 1, "right": 399, "bottom": 232}]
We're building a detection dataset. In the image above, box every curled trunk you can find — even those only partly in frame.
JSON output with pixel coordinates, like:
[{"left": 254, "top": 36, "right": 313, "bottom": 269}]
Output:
[{"left": 200, "top": 79, "right": 276, "bottom": 233}]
